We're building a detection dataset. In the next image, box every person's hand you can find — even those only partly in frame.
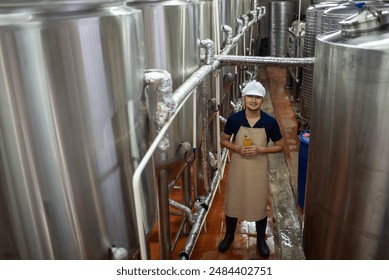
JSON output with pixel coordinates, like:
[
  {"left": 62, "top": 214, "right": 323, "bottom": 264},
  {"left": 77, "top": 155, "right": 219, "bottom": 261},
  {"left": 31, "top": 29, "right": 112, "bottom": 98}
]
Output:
[{"left": 241, "top": 145, "right": 265, "bottom": 156}]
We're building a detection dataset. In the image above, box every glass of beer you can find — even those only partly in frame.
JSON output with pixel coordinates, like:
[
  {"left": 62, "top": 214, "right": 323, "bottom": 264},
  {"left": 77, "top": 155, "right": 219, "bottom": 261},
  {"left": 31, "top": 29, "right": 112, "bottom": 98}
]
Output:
[{"left": 243, "top": 136, "right": 252, "bottom": 146}]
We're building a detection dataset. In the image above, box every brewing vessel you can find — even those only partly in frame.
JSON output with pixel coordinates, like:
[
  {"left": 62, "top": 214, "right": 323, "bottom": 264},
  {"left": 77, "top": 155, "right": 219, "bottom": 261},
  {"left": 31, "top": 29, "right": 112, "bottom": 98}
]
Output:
[
  {"left": 268, "top": 0, "right": 299, "bottom": 57},
  {"left": 303, "top": 8, "right": 389, "bottom": 259},
  {"left": 300, "top": 1, "right": 344, "bottom": 122},
  {"left": 0, "top": 1, "right": 156, "bottom": 259},
  {"left": 127, "top": 1, "right": 201, "bottom": 181}
]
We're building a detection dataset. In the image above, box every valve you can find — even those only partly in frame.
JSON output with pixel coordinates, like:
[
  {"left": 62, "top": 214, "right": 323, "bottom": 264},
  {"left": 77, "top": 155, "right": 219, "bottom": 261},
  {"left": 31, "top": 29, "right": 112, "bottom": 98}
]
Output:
[{"left": 355, "top": 2, "right": 365, "bottom": 13}]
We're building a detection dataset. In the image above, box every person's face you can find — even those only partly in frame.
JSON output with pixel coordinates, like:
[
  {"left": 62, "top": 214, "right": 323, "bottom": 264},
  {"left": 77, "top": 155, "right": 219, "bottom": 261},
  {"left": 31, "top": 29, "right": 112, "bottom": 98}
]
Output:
[{"left": 244, "top": 95, "right": 263, "bottom": 110}]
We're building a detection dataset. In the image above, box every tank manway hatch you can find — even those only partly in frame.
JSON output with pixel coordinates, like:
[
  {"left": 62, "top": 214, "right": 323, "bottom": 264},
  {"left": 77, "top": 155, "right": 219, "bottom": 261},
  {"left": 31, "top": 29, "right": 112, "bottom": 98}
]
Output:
[{"left": 340, "top": 4, "right": 389, "bottom": 34}]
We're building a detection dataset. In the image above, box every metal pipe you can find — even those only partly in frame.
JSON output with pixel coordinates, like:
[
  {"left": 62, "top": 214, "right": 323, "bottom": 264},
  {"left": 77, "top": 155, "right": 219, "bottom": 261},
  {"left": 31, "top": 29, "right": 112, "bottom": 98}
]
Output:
[
  {"left": 169, "top": 198, "right": 195, "bottom": 225},
  {"left": 235, "top": 17, "right": 244, "bottom": 34},
  {"left": 208, "top": 151, "right": 218, "bottom": 169},
  {"left": 219, "top": 115, "right": 227, "bottom": 124},
  {"left": 144, "top": 69, "right": 174, "bottom": 150},
  {"left": 230, "top": 98, "right": 243, "bottom": 113},
  {"left": 212, "top": 0, "right": 221, "bottom": 53},
  {"left": 192, "top": 89, "right": 199, "bottom": 198},
  {"left": 182, "top": 164, "right": 192, "bottom": 234},
  {"left": 157, "top": 169, "right": 171, "bottom": 259},
  {"left": 241, "top": 16, "right": 249, "bottom": 50},
  {"left": 249, "top": 12, "right": 255, "bottom": 55},
  {"left": 200, "top": 39, "right": 215, "bottom": 65},
  {"left": 222, "top": 25, "right": 233, "bottom": 46},
  {"left": 172, "top": 65, "right": 214, "bottom": 110},
  {"left": 200, "top": 76, "right": 210, "bottom": 192},
  {"left": 215, "top": 55, "right": 315, "bottom": 67},
  {"left": 197, "top": 40, "right": 215, "bottom": 197},
  {"left": 179, "top": 148, "right": 229, "bottom": 260},
  {"left": 212, "top": 1, "right": 222, "bottom": 182},
  {"left": 241, "top": 14, "right": 249, "bottom": 27},
  {"left": 242, "top": 15, "right": 248, "bottom": 55},
  {"left": 171, "top": 216, "right": 188, "bottom": 252},
  {"left": 214, "top": 71, "right": 222, "bottom": 182}
]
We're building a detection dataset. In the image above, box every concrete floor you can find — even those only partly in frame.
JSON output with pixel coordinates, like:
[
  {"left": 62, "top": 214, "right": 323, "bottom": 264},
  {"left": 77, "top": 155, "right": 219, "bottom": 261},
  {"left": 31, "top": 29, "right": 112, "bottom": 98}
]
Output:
[{"left": 150, "top": 66, "right": 305, "bottom": 260}]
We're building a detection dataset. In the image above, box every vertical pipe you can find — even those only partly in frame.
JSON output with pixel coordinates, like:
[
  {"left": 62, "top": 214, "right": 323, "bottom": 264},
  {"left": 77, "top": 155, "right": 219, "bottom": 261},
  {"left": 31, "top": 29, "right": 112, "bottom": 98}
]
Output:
[
  {"left": 201, "top": 78, "right": 210, "bottom": 192},
  {"left": 192, "top": 89, "right": 197, "bottom": 152},
  {"left": 212, "top": 0, "right": 220, "bottom": 53},
  {"left": 212, "top": 0, "right": 222, "bottom": 178},
  {"left": 234, "top": 18, "right": 241, "bottom": 101},
  {"left": 243, "top": 17, "right": 247, "bottom": 56},
  {"left": 215, "top": 72, "right": 222, "bottom": 178},
  {"left": 212, "top": 0, "right": 220, "bottom": 179},
  {"left": 157, "top": 169, "right": 171, "bottom": 259},
  {"left": 249, "top": 22, "right": 253, "bottom": 55},
  {"left": 182, "top": 164, "right": 192, "bottom": 234},
  {"left": 192, "top": 88, "right": 198, "bottom": 198}
]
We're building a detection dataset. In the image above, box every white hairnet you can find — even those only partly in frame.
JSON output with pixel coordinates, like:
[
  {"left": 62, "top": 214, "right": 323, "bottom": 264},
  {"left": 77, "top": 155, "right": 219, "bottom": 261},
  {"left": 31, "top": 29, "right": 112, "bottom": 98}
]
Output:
[{"left": 241, "top": 80, "right": 266, "bottom": 97}]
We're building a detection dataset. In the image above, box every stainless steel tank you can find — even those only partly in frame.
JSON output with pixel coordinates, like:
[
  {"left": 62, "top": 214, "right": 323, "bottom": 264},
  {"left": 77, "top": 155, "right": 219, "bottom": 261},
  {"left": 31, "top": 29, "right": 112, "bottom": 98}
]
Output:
[
  {"left": 300, "top": 1, "right": 344, "bottom": 122},
  {"left": 126, "top": 0, "right": 200, "bottom": 181},
  {"left": 269, "top": 0, "right": 299, "bottom": 57},
  {"left": 0, "top": 1, "right": 157, "bottom": 259},
  {"left": 301, "top": 1, "right": 388, "bottom": 122},
  {"left": 303, "top": 8, "right": 389, "bottom": 259}
]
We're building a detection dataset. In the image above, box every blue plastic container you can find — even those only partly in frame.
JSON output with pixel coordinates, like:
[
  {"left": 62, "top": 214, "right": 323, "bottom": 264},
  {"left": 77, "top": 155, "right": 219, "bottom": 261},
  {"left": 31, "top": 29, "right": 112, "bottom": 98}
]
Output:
[{"left": 297, "top": 131, "right": 310, "bottom": 208}]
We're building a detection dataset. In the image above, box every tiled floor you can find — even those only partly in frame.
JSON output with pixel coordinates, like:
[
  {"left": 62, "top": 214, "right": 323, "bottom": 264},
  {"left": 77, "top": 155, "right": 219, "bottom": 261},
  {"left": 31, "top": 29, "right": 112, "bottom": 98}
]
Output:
[{"left": 149, "top": 66, "right": 301, "bottom": 260}]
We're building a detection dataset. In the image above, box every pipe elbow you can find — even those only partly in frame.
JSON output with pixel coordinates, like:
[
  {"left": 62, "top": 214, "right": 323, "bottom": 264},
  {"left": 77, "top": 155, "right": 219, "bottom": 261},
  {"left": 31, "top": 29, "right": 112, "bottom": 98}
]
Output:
[
  {"left": 200, "top": 39, "right": 215, "bottom": 65},
  {"left": 235, "top": 17, "right": 244, "bottom": 33},
  {"left": 221, "top": 25, "right": 233, "bottom": 45}
]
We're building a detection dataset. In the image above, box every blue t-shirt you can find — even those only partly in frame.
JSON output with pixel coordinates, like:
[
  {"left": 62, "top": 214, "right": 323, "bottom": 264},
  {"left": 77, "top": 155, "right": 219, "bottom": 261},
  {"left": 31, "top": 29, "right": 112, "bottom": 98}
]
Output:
[{"left": 224, "top": 110, "right": 282, "bottom": 143}]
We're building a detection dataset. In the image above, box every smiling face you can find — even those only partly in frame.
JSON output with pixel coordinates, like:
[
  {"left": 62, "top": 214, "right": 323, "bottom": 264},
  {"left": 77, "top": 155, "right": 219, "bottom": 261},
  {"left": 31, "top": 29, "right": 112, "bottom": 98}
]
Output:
[{"left": 244, "top": 95, "right": 263, "bottom": 111}]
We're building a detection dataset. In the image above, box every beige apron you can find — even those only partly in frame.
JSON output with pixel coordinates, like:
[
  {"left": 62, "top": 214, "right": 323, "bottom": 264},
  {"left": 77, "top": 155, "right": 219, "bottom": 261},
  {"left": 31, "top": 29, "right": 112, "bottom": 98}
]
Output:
[{"left": 225, "top": 126, "right": 268, "bottom": 221}]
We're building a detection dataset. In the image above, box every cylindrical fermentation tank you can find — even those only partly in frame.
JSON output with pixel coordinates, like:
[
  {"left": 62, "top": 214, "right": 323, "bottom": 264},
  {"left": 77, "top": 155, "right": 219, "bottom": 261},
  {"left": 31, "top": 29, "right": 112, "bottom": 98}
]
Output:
[
  {"left": 0, "top": 1, "right": 157, "bottom": 259},
  {"left": 126, "top": 0, "right": 201, "bottom": 182},
  {"left": 303, "top": 8, "right": 389, "bottom": 259},
  {"left": 300, "top": 1, "right": 344, "bottom": 122},
  {"left": 268, "top": 0, "right": 299, "bottom": 57}
]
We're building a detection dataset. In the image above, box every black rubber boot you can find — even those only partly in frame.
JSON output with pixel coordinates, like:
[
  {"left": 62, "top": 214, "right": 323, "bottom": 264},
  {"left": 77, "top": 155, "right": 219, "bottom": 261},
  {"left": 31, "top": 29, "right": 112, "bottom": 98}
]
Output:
[
  {"left": 218, "top": 216, "right": 237, "bottom": 252},
  {"left": 256, "top": 217, "right": 270, "bottom": 258}
]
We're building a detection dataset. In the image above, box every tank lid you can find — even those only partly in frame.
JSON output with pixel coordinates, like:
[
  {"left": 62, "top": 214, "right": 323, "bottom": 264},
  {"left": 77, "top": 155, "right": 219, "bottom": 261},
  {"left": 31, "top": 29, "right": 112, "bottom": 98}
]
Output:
[{"left": 340, "top": 5, "right": 389, "bottom": 34}]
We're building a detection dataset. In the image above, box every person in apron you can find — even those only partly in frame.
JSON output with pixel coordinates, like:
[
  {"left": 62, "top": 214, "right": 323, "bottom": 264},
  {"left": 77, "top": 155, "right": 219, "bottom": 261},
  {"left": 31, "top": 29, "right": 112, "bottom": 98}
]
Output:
[{"left": 218, "top": 80, "right": 283, "bottom": 258}]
